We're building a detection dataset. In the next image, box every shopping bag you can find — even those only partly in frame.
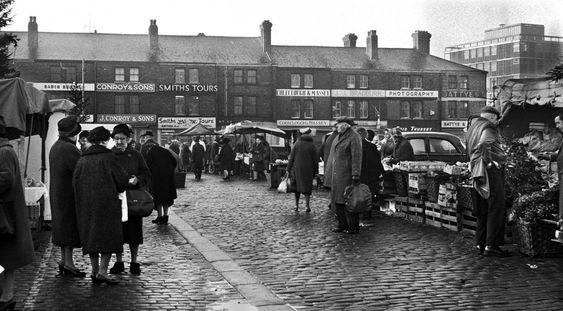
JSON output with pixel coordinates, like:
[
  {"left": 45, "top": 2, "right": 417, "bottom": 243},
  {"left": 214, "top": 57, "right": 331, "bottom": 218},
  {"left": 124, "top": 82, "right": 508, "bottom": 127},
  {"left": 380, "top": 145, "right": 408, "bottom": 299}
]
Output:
[
  {"left": 344, "top": 183, "right": 372, "bottom": 213},
  {"left": 277, "top": 178, "right": 288, "bottom": 193},
  {"left": 126, "top": 189, "right": 154, "bottom": 218}
]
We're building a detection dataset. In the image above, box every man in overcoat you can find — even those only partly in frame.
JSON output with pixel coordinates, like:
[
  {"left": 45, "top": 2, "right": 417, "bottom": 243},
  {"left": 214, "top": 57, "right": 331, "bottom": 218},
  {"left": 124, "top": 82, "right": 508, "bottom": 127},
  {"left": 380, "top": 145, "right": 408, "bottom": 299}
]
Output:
[
  {"left": 356, "top": 127, "right": 384, "bottom": 219},
  {"left": 324, "top": 116, "right": 363, "bottom": 234},
  {"left": 466, "top": 106, "right": 509, "bottom": 257}
]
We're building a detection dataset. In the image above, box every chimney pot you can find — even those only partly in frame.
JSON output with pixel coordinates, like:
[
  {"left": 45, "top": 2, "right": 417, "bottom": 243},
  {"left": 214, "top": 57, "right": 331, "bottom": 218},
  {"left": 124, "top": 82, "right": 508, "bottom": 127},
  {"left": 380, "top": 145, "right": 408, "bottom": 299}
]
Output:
[
  {"left": 412, "top": 30, "right": 431, "bottom": 54},
  {"left": 28, "top": 16, "right": 38, "bottom": 60},
  {"left": 343, "top": 33, "right": 358, "bottom": 47},
  {"left": 260, "top": 20, "right": 272, "bottom": 54}
]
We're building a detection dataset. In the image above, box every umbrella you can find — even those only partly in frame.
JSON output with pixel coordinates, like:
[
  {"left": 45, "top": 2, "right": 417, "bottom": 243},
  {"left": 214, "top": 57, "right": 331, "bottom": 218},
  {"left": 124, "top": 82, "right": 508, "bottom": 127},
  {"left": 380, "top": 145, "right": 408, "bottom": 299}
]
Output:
[{"left": 175, "top": 122, "right": 218, "bottom": 136}]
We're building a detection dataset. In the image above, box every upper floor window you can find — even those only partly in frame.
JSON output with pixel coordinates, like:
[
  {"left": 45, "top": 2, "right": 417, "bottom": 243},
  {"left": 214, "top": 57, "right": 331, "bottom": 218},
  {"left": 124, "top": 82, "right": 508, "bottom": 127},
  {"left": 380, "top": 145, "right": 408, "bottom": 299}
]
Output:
[
  {"left": 463, "top": 50, "right": 469, "bottom": 60},
  {"left": 346, "top": 100, "right": 355, "bottom": 118},
  {"left": 332, "top": 101, "right": 342, "bottom": 118},
  {"left": 359, "top": 100, "right": 368, "bottom": 119},
  {"left": 175, "top": 69, "right": 185, "bottom": 84},
  {"left": 115, "top": 95, "right": 125, "bottom": 114},
  {"left": 51, "top": 66, "right": 76, "bottom": 82},
  {"left": 400, "top": 101, "right": 410, "bottom": 119},
  {"left": 64, "top": 67, "right": 76, "bottom": 82},
  {"left": 233, "top": 96, "right": 243, "bottom": 115},
  {"left": 115, "top": 67, "right": 125, "bottom": 82},
  {"left": 491, "top": 61, "right": 497, "bottom": 72},
  {"left": 346, "top": 75, "right": 355, "bottom": 89},
  {"left": 247, "top": 70, "right": 257, "bottom": 84},
  {"left": 291, "top": 100, "right": 300, "bottom": 118},
  {"left": 304, "top": 74, "right": 314, "bottom": 88},
  {"left": 234, "top": 70, "right": 243, "bottom": 84},
  {"left": 129, "top": 68, "right": 139, "bottom": 82},
  {"left": 245, "top": 97, "right": 257, "bottom": 116},
  {"left": 459, "top": 76, "right": 468, "bottom": 89},
  {"left": 491, "top": 45, "right": 497, "bottom": 56},
  {"left": 188, "top": 96, "right": 200, "bottom": 116},
  {"left": 129, "top": 95, "right": 140, "bottom": 114},
  {"left": 447, "top": 101, "right": 457, "bottom": 118},
  {"left": 291, "top": 74, "right": 300, "bottom": 88},
  {"left": 448, "top": 76, "right": 457, "bottom": 89},
  {"left": 470, "top": 49, "right": 476, "bottom": 59},
  {"left": 401, "top": 76, "right": 410, "bottom": 89},
  {"left": 175, "top": 96, "right": 186, "bottom": 116},
  {"left": 303, "top": 100, "right": 314, "bottom": 119},
  {"left": 413, "top": 76, "right": 423, "bottom": 89},
  {"left": 477, "top": 48, "right": 483, "bottom": 58},
  {"left": 188, "top": 69, "right": 199, "bottom": 84},
  {"left": 359, "top": 75, "right": 369, "bottom": 89}
]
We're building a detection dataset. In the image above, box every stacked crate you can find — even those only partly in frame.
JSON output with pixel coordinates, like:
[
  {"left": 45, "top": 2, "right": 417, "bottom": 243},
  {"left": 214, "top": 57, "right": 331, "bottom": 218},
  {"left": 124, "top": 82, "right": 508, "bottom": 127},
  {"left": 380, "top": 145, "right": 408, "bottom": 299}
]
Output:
[{"left": 457, "top": 185, "right": 476, "bottom": 235}]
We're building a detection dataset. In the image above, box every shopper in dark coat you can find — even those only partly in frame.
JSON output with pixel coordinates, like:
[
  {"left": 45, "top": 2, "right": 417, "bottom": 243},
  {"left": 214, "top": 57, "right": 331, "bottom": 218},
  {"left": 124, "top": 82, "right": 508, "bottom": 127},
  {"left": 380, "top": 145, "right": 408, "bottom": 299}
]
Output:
[
  {"left": 0, "top": 118, "right": 34, "bottom": 308},
  {"left": 217, "top": 137, "right": 234, "bottom": 180},
  {"left": 49, "top": 115, "right": 86, "bottom": 277},
  {"left": 250, "top": 136, "right": 267, "bottom": 181},
  {"left": 191, "top": 136, "right": 205, "bottom": 180},
  {"left": 287, "top": 131, "right": 318, "bottom": 212},
  {"left": 357, "top": 127, "right": 384, "bottom": 218},
  {"left": 389, "top": 128, "right": 415, "bottom": 164},
  {"left": 74, "top": 126, "right": 129, "bottom": 285},
  {"left": 109, "top": 124, "right": 150, "bottom": 275},
  {"left": 146, "top": 140, "right": 177, "bottom": 225},
  {"left": 380, "top": 128, "right": 395, "bottom": 159}
]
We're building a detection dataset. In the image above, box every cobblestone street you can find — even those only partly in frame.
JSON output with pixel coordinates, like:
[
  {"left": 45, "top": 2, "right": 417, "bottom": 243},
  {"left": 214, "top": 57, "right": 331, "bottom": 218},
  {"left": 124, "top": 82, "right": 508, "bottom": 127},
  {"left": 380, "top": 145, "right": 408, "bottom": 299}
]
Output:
[{"left": 13, "top": 174, "right": 563, "bottom": 310}]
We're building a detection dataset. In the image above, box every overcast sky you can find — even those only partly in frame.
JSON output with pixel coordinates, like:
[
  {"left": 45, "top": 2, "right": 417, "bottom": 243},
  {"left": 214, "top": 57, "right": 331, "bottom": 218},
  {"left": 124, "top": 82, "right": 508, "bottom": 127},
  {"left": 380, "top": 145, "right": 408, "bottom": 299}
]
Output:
[{"left": 4, "top": 0, "right": 563, "bottom": 57}]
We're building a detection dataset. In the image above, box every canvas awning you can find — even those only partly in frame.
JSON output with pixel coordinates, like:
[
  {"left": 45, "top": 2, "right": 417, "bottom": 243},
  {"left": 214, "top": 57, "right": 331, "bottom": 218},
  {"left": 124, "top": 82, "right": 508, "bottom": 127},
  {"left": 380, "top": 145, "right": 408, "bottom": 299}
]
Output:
[
  {"left": 175, "top": 122, "right": 217, "bottom": 136},
  {"left": 223, "top": 120, "right": 288, "bottom": 138},
  {"left": 497, "top": 77, "right": 563, "bottom": 116}
]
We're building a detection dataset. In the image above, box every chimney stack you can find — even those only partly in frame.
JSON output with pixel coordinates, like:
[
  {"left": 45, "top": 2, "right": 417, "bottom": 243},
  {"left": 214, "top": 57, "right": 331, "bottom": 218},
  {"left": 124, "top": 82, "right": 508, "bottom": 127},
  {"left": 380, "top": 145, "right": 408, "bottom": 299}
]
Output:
[
  {"left": 366, "top": 30, "right": 378, "bottom": 60},
  {"left": 343, "top": 33, "right": 358, "bottom": 47},
  {"left": 28, "top": 16, "right": 38, "bottom": 60},
  {"left": 412, "top": 30, "right": 431, "bottom": 54},
  {"left": 148, "top": 19, "right": 159, "bottom": 61},
  {"left": 260, "top": 20, "right": 272, "bottom": 54}
]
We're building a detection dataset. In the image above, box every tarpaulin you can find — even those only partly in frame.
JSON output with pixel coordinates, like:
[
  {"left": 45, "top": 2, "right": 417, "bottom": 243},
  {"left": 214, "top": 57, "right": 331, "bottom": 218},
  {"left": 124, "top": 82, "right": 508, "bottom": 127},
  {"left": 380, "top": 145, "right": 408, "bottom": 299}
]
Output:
[{"left": 497, "top": 77, "right": 563, "bottom": 116}]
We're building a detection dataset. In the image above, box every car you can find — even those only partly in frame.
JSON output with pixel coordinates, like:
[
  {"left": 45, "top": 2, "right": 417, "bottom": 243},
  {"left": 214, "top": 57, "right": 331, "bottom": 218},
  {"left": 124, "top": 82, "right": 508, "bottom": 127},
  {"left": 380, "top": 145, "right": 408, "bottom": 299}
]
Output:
[{"left": 402, "top": 132, "right": 468, "bottom": 163}]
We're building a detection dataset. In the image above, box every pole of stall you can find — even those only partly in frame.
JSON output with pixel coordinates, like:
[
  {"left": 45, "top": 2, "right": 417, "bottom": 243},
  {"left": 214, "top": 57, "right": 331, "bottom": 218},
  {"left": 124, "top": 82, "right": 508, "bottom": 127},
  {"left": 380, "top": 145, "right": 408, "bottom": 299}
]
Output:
[{"left": 24, "top": 114, "right": 34, "bottom": 178}]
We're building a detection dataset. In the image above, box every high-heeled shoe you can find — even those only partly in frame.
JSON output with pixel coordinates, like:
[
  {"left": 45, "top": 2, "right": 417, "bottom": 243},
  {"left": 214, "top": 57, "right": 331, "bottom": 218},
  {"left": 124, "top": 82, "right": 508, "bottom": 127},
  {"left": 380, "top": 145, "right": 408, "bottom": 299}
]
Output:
[
  {"left": 59, "top": 264, "right": 86, "bottom": 277},
  {"left": 0, "top": 298, "right": 16, "bottom": 311},
  {"left": 91, "top": 274, "right": 118, "bottom": 285}
]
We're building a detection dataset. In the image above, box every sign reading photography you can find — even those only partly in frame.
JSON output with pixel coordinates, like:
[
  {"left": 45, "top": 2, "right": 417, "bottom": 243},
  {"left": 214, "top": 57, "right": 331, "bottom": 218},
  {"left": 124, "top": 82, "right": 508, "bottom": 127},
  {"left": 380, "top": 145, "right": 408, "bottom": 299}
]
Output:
[
  {"left": 386, "top": 90, "right": 438, "bottom": 98},
  {"left": 158, "top": 117, "right": 216, "bottom": 129},
  {"left": 96, "top": 82, "right": 155, "bottom": 93},
  {"left": 97, "top": 114, "right": 157, "bottom": 124},
  {"left": 158, "top": 84, "right": 219, "bottom": 93},
  {"left": 276, "top": 89, "right": 331, "bottom": 97}
]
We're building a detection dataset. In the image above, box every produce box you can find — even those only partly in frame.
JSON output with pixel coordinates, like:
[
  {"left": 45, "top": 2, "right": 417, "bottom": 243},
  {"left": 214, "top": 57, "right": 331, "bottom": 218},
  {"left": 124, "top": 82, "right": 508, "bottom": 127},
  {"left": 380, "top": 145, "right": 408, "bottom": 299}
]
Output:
[
  {"left": 443, "top": 164, "right": 463, "bottom": 175},
  {"left": 437, "top": 183, "right": 457, "bottom": 208},
  {"left": 398, "top": 161, "right": 447, "bottom": 172},
  {"left": 408, "top": 173, "right": 427, "bottom": 195}
]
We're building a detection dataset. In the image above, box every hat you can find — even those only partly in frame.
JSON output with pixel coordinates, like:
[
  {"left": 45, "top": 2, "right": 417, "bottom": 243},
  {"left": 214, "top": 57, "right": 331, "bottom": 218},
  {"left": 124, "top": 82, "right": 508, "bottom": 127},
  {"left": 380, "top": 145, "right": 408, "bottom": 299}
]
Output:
[
  {"left": 254, "top": 135, "right": 264, "bottom": 140},
  {"left": 79, "top": 130, "right": 90, "bottom": 139},
  {"left": 481, "top": 106, "right": 500, "bottom": 118},
  {"left": 299, "top": 127, "right": 312, "bottom": 135},
  {"left": 88, "top": 126, "right": 111, "bottom": 144},
  {"left": 220, "top": 137, "right": 230, "bottom": 144},
  {"left": 111, "top": 123, "right": 132, "bottom": 138},
  {"left": 334, "top": 116, "right": 356, "bottom": 126},
  {"left": 58, "top": 115, "right": 81, "bottom": 136},
  {"left": 140, "top": 130, "right": 153, "bottom": 137},
  {"left": 391, "top": 127, "right": 403, "bottom": 136}
]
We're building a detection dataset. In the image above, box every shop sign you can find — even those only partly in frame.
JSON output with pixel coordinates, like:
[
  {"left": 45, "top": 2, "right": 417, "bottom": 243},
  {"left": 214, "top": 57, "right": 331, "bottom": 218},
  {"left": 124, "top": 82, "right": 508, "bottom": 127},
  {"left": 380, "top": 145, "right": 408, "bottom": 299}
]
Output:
[
  {"left": 355, "top": 120, "right": 379, "bottom": 126},
  {"left": 331, "top": 89, "right": 386, "bottom": 97},
  {"left": 441, "top": 120, "right": 468, "bottom": 128},
  {"left": 32, "top": 82, "right": 95, "bottom": 91},
  {"left": 387, "top": 120, "right": 436, "bottom": 132},
  {"left": 158, "top": 84, "right": 219, "bottom": 93},
  {"left": 276, "top": 89, "right": 331, "bottom": 97},
  {"left": 96, "top": 82, "right": 155, "bottom": 92},
  {"left": 441, "top": 90, "right": 482, "bottom": 98},
  {"left": 277, "top": 120, "right": 331, "bottom": 127},
  {"left": 158, "top": 117, "right": 216, "bottom": 129},
  {"left": 97, "top": 114, "right": 157, "bottom": 124},
  {"left": 386, "top": 90, "right": 438, "bottom": 98}
]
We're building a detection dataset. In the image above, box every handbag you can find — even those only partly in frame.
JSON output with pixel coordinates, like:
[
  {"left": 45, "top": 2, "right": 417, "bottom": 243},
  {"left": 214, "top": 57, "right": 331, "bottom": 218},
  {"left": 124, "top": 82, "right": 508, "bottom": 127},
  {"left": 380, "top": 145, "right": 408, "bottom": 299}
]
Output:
[
  {"left": 344, "top": 183, "right": 373, "bottom": 213},
  {"left": 277, "top": 178, "right": 288, "bottom": 193},
  {"left": 286, "top": 173, "right": 296, "bottom": 193},
  {"left": 0, "top": 202, "right": 16, "bottom": 238},
  {"left": 126, "top": 189, "right": 154, "bottom": 218}
]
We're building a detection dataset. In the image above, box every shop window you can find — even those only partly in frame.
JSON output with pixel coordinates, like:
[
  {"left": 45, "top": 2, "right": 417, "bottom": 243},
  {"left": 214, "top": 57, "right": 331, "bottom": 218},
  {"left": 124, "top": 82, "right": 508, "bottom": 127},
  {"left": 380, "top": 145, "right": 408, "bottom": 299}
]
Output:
[
  {"left": 303, "top": 100, "right": 313, "bottom": 119},
  {"left": 245, "top": 96, "right": 257, "bottom": 116},
  {"left": 304, "top": 74, "right": 314, "bottom": 88},
  {"left": 410, "top": 138, "right": 425, "bottom": 155},
  {"left": 247, "top": 70, "right": 257, "bottom": 85},
  {"left": 188, "top": 68, "right": 199, "bottom": 84},
  {"left": 332, "top": 101, "right": 342, "bottom": 118},
  {"left": 174, "top": 96, "right": 186, "bottom": 116},
  {"left": 346, "top": 75, "right": 356, "bottom": 89},
  {"left": 459, "top": 76, "right": 468, "bottom": 89},
  {"left": 413, "top": 76, "right": 423, "bottom": 89},
  {"left": 188, "top": 96, "right": 199, "bottom": 116},
  {"left": 400, "top": 101, "right": 410, "bottom": 119},
  {"left": 411, "top": 101, "right": 423, "bottom": 119},
  {"left": 233, "top": 96, "right": 243, "bottom": 115},
  {"left": 115, "top": 67, "right": 125, "bottom": 82},
  {"left": 234, "top": 69, "right": 243, "bottom": 84},
  {"left": 401, "top": 76, "right": 410, "bottom": 89},
  {"left": 129, "top": 95, "right": 140, "bottom": 114},
  {"left": 448, "top": 76, "right": 457, "bottom": 89},
  {"left": 430, "top": 138, "right": 457, "bottom": 154},
  {"left": 175, "top": 69, "right": 185, "bottom": 84},
  {"left": 359, "top": 75, "right": 369, "bottom": 89},
  {"left": 447, "top": 101, "right": 457, "bottom": 118},
  {"left": 291, "top": 100, "right": 300, "bottom": 118},
  {"left": 359, "top": 100, "right": 368, "bottom": 119},
  {"left": 50, "top": 66, "right": 62, "bottom": 82},
  {"left": 130, "top": 68, "right": 139, "bottom": 82},
  {"left": 457, "top": 101, "right": 468, "bottom": 118},
  {"left": 115, "top": 95, "right": 125, "bottom": 114},
  {"left": 346, "top": 100, "right": 355, "bottom": 118},
  {"left": 291, "top": 74, "right": 300, "bottom": 88}
]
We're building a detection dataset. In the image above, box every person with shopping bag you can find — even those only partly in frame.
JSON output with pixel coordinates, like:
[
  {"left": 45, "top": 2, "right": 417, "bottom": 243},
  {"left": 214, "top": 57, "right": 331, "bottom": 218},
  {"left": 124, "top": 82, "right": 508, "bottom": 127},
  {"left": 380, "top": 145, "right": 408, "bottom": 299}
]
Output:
[{"left": 287, "top": 128, "right": 318, "bottom": 212}]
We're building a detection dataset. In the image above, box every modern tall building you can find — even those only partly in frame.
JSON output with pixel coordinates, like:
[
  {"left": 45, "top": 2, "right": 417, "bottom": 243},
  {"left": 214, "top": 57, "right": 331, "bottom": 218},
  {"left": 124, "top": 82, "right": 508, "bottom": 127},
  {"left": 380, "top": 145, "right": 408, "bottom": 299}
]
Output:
[{"left": 444, "top": 23, "right": 563, "bottom": 103}]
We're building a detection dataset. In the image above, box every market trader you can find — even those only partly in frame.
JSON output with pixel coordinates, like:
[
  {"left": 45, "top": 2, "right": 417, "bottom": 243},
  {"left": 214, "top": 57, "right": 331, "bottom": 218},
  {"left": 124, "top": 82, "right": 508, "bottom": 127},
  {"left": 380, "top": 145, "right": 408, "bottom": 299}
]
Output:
[{"left": 539, "top": 113, "right": 563, "bottom": 232}]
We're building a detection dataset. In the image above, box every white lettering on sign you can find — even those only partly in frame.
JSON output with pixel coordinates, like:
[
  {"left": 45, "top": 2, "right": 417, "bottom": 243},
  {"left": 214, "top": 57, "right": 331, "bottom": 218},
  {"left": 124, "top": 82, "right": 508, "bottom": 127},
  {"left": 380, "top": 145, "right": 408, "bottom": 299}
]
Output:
[
  {"left": 276, "top": 89, "right": 331, "bottom": 97},
  {"left": 158, "top": 117, "right": 216, "bottom": 129},
  {"left": 395, "top": 126, "right": 434, "bottom": 132},
  {"left": 386, "top": 90, "right": 438, "bottom": 98},
  {"left": 277, "top": 120, "right": 331, "bottom": 127},
  {"left": 442, "top": 90, "right": 480, "bottom": 98},
  {"left": 97, "top": 114, "right": 157, "bottom": 124},
  {"left": 441, "top": 120, "right": 468, "bottom": 128},
  {"left": 331, "top": 89, "right": 386, "bottom": 97},
  {"left": 96, "top": 83, "right": 155, "bottom": 93},
  {"left": 32, "top": 83, "right": 95, "bottom": 91},
  {"left": 158, "top": 84, "right": 219, "bottom": 92}
]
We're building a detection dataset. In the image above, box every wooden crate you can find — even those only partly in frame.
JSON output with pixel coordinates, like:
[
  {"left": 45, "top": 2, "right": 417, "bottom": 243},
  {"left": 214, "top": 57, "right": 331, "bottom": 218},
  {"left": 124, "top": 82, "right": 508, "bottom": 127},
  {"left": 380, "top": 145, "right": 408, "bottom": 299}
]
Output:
[
  {"left": 393, "top": 196, "right": 409, "bottom": 218},
  {"left": 28, "top": 203, "right": 41, "bottom": 230},
  {"left": 405, "top": 197, "right": 425, "bottom": 223},
  {"left": 424, "top": 202, "right": 442, "bottom": 228},
  {"left": 459, "top": 208, "right": 477, "bottom": 236},
  {"left": 440, "top": 205, "right": 460, "bottom": 232}
]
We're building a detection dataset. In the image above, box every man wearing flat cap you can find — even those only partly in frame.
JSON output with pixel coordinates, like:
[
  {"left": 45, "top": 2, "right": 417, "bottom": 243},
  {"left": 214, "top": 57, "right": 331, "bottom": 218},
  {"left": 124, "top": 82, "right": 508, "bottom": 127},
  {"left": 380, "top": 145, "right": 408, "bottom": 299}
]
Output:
[
  {"left": 49, "top": 115, "right": 86, "bottom": 276},
  {"left": 324, "top": 116, "right": 363, "bottom": 234},
  {"left": 466, "top": 105, "right": 509, "bottom": 257}
]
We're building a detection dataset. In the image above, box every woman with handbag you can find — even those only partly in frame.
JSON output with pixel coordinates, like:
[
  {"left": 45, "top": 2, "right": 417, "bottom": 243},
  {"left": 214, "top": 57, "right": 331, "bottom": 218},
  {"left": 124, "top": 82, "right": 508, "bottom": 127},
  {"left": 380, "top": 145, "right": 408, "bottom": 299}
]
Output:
[
  {"left": 108, "top": 124, "right": 151, "bottom": 275},
  {"left": 287, "top": 129, "right": 318, "bottom": 212},
  {"left": 0, "top": 117, "right": 34, "bottom": 311},
  {"left": 73, "top": 127, "right": 129, "bottom": 285}
]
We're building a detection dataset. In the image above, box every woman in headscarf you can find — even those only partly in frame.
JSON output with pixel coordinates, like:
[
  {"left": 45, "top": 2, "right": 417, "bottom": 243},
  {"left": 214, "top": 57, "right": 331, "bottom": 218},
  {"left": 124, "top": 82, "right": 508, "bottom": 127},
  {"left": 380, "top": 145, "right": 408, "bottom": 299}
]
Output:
[
  {"left": 73, "top": 126, "right": 129, "bottom": 285},
  {"left": 108, "top": 124, "right": 150, "bottom": 276}
]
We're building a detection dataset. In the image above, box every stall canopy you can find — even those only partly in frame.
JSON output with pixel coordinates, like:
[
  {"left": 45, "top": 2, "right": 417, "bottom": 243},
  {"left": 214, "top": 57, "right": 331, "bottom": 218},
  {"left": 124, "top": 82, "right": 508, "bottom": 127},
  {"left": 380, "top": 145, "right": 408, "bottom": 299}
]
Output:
[
  {"left": 175, "top": 122, "right": 217, "bottom": 136},
  {"left": 223, "top": 120, "right": 288, "bottom": 138},
  {"left": 498, "top": 77, "right": 563, "bottom": 116}
]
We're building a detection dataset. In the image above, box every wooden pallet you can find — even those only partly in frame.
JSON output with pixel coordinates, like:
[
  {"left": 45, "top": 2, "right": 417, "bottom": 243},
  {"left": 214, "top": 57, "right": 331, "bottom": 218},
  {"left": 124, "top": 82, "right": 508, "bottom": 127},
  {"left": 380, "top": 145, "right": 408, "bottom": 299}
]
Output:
[
  {"left": 424, "top": 202, "right": 441, "bottom": 228},
  {"left": 440, "top": 205, "right": 460, "bottom": 232},
  {"left": 459, "top": 208, "right": 477, "bottom": 236}
]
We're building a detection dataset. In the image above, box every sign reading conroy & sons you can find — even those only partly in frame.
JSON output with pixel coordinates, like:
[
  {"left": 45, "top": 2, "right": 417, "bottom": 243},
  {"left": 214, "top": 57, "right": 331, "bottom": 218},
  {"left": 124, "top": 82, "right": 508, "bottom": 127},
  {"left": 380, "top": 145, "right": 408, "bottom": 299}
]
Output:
[{"left": 97, "top": 114, "right": 157, "bottom": 124}]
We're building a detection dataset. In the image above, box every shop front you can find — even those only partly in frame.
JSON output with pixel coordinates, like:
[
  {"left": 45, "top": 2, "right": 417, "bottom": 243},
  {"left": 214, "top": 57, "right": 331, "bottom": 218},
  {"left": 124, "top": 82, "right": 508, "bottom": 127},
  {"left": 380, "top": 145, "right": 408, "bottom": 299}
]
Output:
[
  {"left": 96, "top": 114, "right": 157, "bottom": 142},
  {"left": 440, "top": 90, "right": 486, "bottom": 137},
  {"left": 157, "top": 116, "right": 216, "bottom": 145}
]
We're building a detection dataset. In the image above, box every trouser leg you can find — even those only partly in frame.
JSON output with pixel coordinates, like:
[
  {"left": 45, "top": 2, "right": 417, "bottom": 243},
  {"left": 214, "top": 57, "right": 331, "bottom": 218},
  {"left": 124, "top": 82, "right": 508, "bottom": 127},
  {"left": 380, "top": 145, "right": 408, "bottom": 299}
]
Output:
[
  {"left": 335, "top": 203, "right": 348, "bottom": 230},
  {"left": 486, "top": 168, "right": 506, "bottom": 247},
  {"left": 346, "top": 211, "right": 360, "bottom": 232},
  {"left": 473, "top": 189, "right": 488, "bottom": 248}
]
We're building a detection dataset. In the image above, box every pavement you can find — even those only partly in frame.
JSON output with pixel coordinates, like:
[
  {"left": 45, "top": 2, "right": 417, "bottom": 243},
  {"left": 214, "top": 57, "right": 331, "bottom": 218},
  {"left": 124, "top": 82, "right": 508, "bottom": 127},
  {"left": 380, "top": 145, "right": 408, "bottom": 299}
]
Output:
[{"left": 12, "top": 173, "right": 563, "bottom": 310}]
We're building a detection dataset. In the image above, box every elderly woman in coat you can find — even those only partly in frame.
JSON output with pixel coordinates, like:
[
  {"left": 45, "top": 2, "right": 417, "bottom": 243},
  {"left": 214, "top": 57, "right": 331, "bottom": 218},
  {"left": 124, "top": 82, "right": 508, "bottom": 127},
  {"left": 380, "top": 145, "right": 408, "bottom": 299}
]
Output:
[
  {"left": 217, "top": 137, "right": 234, "bottom": 181},
  {"left": 74, "top": 126, "right": 129, "bottom": 285},
  {"left": 0, "top": 117, "right": 34, "bottom": 310},
  {"left": 287, "top": 129, "right": 318, "bottom": 212},
  {"left": 146, "top": 139, "right": 177, "bottom": 225},
  {"left": 324, "top": 117, "right": 363, "bottom": 234}
]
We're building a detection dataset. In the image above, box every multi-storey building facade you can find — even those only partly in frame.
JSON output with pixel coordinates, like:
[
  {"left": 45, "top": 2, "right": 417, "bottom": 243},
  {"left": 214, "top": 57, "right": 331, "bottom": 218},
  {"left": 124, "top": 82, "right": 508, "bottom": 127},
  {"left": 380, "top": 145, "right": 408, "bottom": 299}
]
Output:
[
  {"left": 445, "top": 23, "right": 563, "bottom": 104},
  {"left": 9, "top": 17, "right": 485, "bottom": 143}
]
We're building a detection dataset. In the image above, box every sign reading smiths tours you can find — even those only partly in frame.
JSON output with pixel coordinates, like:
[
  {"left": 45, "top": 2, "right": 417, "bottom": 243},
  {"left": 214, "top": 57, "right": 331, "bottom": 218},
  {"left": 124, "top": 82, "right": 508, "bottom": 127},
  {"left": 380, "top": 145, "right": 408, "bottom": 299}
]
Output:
[
  {"left": 158, "top": 84, "right": 218, "bottom": 93},
  {"left": 158, "top": 117, "right": 216, "bottom": 129}
]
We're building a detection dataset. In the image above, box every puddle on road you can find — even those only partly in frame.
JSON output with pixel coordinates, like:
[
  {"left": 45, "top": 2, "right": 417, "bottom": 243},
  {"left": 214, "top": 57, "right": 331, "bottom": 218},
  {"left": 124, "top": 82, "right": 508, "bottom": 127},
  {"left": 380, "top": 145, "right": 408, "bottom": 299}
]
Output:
[{"left": 205, "top": 299, "right": 258, "bottom": 311}]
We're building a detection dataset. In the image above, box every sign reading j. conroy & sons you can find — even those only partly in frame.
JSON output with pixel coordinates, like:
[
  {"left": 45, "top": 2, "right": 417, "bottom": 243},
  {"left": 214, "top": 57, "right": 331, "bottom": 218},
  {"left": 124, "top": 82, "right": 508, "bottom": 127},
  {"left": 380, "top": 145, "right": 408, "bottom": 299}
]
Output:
[
  {"left": 276, "top": 89, "right": 331, "bottom": 97},
  {"left": 277, "top": 120, "right": 332, "bottom": 127},
  {"left": 96, "top": 82, "right": 156, "bottom": 92},
  {"left": 386, "top": 90, "right": 438, "bottom": 98},
  {"left": 158, "top": 117, "right": 216, "bottom": 129},
  {"left": 97, "top": 114, "right": 157, "bottom": 125},
  {"left": 32, "top": 83, "right": 95, "bottom": 91}
]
